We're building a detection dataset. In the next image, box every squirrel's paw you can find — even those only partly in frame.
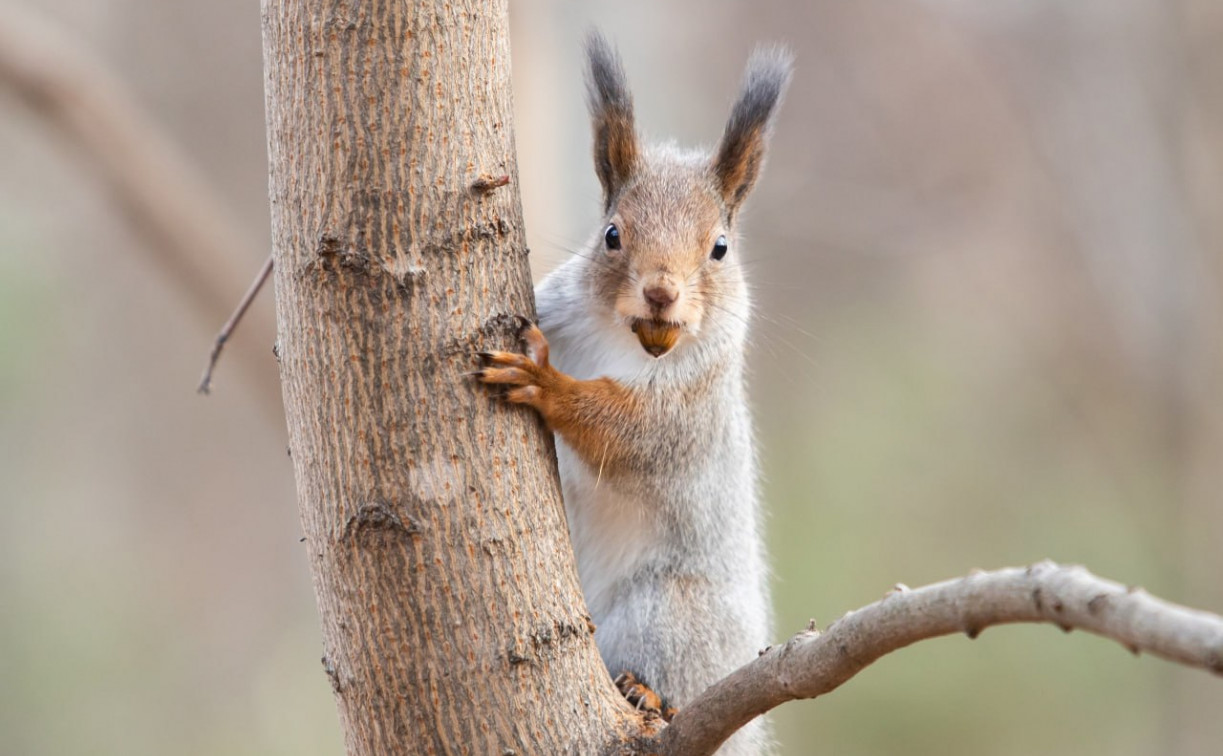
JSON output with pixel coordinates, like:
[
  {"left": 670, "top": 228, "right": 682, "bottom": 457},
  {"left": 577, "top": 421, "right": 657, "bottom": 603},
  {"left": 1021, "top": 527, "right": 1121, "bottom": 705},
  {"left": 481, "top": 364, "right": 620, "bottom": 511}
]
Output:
[
  {"left": 613, "top": 671, "right": 677, "bottom": 721},
  {"left": 474, "top": 318, "right": 557, "bottom": 408}
]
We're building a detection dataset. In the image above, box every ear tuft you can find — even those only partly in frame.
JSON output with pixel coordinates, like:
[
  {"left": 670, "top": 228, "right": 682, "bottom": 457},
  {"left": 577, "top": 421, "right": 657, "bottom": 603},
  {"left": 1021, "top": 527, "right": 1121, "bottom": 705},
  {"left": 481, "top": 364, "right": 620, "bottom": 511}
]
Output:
[
  {"left": 585, "top": 31, "right": 639, "bottom": 210},
  {"left": 714, "top": 45, "right": 793, "bottom": 217}
]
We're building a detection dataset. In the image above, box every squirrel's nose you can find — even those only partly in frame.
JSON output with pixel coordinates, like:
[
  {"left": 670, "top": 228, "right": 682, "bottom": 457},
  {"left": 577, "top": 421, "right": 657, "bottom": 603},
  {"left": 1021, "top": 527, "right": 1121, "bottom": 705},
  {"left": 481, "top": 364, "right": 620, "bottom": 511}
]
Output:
[{"left": 643, "top": 282, "right": 679, "bottom": 311}]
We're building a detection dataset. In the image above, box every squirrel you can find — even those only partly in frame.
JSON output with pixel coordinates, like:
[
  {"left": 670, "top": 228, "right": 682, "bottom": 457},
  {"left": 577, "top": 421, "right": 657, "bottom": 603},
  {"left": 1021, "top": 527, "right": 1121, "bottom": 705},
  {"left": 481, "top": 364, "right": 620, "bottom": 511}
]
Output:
[{"left": 478, "top": 32, "right": 791, "bottom": 755}]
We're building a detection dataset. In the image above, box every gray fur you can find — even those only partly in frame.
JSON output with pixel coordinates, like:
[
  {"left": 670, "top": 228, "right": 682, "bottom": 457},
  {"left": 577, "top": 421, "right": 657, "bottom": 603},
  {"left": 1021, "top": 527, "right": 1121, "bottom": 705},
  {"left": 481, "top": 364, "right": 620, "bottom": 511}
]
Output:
[{"left": 534, "top": 37, "right": 791, "bottom": 756}]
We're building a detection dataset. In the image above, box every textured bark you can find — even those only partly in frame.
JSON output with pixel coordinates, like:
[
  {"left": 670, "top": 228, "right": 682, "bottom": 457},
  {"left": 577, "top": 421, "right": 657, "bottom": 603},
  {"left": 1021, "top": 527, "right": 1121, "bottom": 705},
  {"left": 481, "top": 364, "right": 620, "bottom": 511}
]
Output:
[{"left": 260, "top": 1, "right": 631, "bottom": 753}]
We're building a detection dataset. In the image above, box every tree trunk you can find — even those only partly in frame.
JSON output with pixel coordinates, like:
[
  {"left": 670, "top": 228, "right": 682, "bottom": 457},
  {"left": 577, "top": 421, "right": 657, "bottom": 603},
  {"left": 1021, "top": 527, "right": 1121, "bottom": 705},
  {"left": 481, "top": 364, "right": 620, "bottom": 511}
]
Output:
[{"left": 260, "top": 1, "right": 632, "bottom": 752}]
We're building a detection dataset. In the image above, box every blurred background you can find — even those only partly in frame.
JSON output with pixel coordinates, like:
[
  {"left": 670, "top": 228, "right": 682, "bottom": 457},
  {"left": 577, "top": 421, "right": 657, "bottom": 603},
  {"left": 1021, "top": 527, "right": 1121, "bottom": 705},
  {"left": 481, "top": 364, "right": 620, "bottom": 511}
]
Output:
[{"left": 1, "top": 0, "right": 1221, "bottom": 754}]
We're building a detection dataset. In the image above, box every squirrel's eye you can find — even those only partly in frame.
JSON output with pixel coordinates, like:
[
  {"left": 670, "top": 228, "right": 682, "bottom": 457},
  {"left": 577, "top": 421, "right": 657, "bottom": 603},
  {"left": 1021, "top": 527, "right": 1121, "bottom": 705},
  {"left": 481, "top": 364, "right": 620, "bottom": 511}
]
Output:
[
  {"left": 604, "top": 224, "right": 622, "bottom": 251},
  {"left": 711, "top": 235, "right": 729, "bottom": 261}
]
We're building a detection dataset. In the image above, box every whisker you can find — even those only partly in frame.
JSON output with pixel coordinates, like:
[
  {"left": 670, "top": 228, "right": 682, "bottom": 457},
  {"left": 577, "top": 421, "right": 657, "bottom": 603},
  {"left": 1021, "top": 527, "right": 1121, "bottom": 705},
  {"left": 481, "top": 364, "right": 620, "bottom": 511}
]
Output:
[
  {"left": 746, "top": 279, "right": 808, "bottom": 292},
  {"left": 696, "top": 291, "right": 822, "bottom": 374},
  {"left": 535, "top": 239, "right": 629, "bottom": 279}
]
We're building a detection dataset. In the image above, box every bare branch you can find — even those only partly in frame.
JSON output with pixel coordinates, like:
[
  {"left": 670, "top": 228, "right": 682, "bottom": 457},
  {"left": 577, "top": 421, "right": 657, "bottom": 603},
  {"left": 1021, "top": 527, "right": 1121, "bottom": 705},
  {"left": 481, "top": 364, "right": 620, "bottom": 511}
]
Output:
[
  {"left": 197, "top": 254, "right": 274, "bottom": 395},
  {"left": 654, "top": 561, "right": 1223, "bottom": 756},
  {"left": 0, "top": 5, "right": 278, "bottom": 403}
]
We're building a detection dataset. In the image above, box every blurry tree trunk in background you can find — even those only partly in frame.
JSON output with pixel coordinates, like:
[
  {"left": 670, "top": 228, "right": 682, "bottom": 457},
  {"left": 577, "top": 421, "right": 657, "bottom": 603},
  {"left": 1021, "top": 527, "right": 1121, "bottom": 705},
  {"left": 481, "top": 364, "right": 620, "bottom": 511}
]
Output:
[
  {"left": 260, "top": 1, "right": 630, "bottom": 752},
  {"left": 0, "top": 4, "right": 279, "bottom": 404}
]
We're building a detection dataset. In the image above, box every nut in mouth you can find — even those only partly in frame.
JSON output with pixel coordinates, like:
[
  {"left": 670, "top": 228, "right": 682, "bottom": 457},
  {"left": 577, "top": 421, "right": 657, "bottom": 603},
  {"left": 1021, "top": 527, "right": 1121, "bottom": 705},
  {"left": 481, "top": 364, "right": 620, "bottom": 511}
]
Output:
[{"left": 631, "top": 318, "right": 681, "bottom": 357}]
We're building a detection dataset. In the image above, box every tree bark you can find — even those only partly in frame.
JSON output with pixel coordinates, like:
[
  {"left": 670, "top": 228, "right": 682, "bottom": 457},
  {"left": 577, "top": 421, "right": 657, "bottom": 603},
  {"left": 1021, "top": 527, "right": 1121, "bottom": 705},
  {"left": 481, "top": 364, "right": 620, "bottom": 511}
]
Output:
[{"left": 260, "top": 1, "right": 632, "bottom": 753}]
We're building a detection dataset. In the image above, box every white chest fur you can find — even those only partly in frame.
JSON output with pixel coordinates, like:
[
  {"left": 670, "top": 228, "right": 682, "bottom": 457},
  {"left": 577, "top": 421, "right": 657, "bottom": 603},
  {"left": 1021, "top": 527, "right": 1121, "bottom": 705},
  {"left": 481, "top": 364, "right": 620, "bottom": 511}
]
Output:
[{"left": 552, "top": 439, "right": 658, "bottom": 618}]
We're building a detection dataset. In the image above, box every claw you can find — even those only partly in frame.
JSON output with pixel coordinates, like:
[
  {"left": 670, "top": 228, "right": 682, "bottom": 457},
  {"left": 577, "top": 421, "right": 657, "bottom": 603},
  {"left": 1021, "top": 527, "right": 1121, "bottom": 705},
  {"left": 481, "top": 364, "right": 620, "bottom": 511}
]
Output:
[
  {"left": 472, "top": 322, "right": 554, "bottom": 410},
  {"left": 614, "top": 670, "right": 673, "bottom": 719}
]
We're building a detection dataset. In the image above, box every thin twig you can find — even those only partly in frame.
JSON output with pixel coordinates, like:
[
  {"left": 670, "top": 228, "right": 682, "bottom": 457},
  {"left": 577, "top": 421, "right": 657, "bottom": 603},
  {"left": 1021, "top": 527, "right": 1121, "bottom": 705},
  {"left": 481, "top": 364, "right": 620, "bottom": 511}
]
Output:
[
  {"left": 198, "top": 255, "right": 274, "bottom": 394},
  {"left": 653, "top": 561, "right": 1223, "bottom": 756}
]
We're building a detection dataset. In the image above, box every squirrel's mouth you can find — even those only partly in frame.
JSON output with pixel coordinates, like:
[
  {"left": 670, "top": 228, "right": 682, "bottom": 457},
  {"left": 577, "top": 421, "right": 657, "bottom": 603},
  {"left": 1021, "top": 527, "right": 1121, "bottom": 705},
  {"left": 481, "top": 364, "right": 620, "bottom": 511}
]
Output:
[{"left": 630, "top": 318, "right": 681, "bottom": 358}]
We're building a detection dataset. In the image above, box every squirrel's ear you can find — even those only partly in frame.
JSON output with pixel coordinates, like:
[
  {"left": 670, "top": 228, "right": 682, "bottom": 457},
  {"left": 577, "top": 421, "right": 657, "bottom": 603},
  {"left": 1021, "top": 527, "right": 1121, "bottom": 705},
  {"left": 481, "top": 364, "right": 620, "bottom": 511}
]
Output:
[
  {"left": 585, "top": 31, "right": 638, "bottom": 210},
  {"left": 714, "top": 46, "right": 793, "bottom": 217}
]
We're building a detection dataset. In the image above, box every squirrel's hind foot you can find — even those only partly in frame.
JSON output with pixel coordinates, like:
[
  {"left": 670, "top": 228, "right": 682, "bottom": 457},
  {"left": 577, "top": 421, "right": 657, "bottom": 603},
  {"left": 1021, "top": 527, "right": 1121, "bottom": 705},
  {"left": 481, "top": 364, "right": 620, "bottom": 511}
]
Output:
[{"left": 614, "top": 671, "right": 678, "bottom": 721}]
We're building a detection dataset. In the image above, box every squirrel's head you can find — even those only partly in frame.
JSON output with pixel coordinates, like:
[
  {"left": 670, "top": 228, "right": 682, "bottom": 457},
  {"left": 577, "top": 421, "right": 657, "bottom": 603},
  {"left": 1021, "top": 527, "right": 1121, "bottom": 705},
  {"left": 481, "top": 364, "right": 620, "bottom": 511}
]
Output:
[{"left": 583, "top": 32, "right": 792, "bottom": 359}]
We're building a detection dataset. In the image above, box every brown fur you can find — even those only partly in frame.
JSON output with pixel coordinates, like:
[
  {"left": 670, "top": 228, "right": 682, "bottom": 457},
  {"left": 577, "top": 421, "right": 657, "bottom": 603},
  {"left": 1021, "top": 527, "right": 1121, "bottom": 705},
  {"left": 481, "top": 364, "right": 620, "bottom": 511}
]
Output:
[
  {"left": 478, "top": 323, "right": 643, "bottom": 478},
  {"left": 614, "top": 671, "right": 678, "bottom": 721},
  {"left": 606, "top": 161, "right": 728, "bottom": 335}
]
